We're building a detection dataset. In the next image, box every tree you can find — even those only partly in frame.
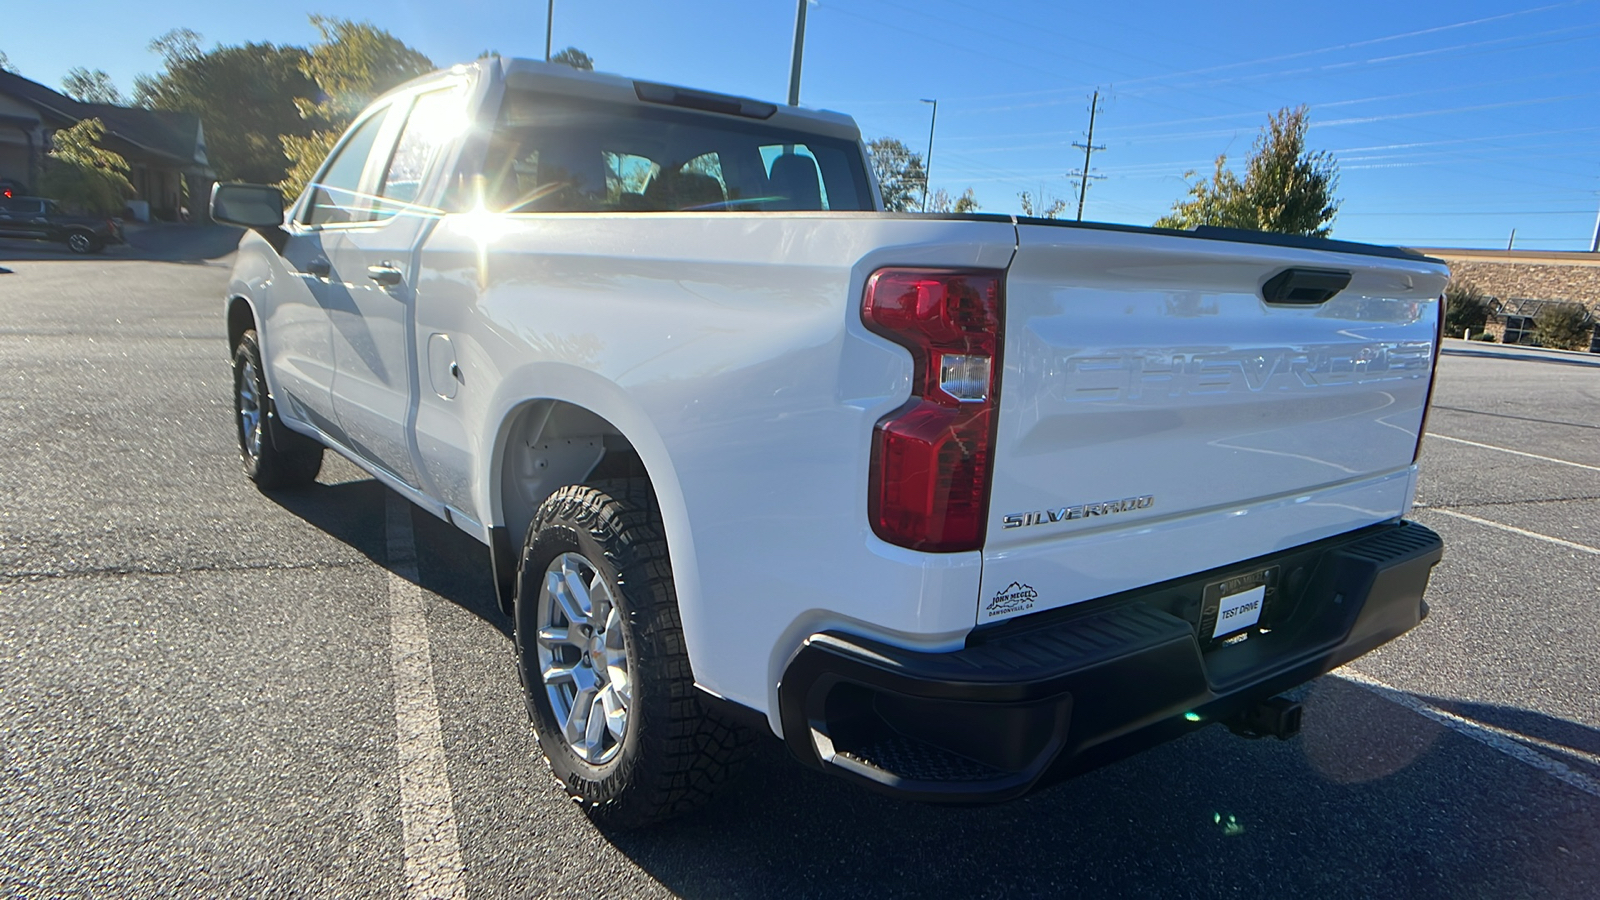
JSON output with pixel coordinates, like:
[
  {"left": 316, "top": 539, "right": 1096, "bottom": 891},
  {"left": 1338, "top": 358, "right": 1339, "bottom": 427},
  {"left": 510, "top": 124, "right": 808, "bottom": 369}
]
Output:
[
  {"left": 1155, "top": 105, "right": 1340, "bottom": 237},
  {"left": 1443, "top": 280, "right": 1491, "bottom": 338},
  {"left": 550, "top": 47, "right": 594, "bottom": 70},
  {"left": 279, "top": 16, "right": 434, "bottom": 197},
  {"left": 62, "top": 68, "right": 124, "bottom": 105},
  {"left": 867, "top": 138, "right": 926, "bottom": 212},
  {"left": 928, "top": 187, "right": 980, "bottom": 214},
  {"left": 39, "top": 119, "right": 133, "bottom": 215},
  {"left": 1018, "top": 190, "right": 1067, "bottom": 219},
  {"left": 135, "top": 40, "right": 318, "bottom": 185},
  {"left": 1534, "top": 303, "right": 1593, "bottom": 351},
  {"left": 149, "top": 28, "right": 203, "bottom": 67},
  {"left": 0, "top": 51, "right": 16, "bottom": 74},
  {"left": 297, "top": 16, "right": 434, "bottom": 123}
]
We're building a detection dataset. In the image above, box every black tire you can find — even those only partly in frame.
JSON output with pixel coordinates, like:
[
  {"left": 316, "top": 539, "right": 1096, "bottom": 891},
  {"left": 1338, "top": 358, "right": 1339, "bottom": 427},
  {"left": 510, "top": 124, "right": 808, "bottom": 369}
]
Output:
[
  {"left": 232, "top": 330, "right": 323, "bottom": 489},
  {"left": 65, "top": 230, "right": 102, "bottom": 254},
  {"left": 515, "top": 479, "right": 752, "bottom": 829}
]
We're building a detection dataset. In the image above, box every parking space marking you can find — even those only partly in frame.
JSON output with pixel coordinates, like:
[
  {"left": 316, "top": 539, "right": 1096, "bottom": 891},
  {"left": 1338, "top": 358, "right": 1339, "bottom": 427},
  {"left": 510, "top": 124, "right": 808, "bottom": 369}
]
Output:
[
  {"left": 1429, "top": 434, "right": 1600, "bottom": 474},
  {"left": 1423, "top": 507, "right": 1600, "bottom": 557},
  {"left": 1335, "top": 669, "right": 1600, "bottom": 801},
  {"left": 385, "top": 492, "right": 467, "bottom": 900}
]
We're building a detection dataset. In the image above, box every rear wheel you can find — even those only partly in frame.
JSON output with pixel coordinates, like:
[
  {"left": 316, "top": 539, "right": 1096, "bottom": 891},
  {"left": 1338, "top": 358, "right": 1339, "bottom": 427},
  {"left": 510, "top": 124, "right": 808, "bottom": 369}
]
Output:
[
  {"left": 65, "top": 231, "right": 101, "bottom": 254},
  {"left": 515, "top": 480, "right": 752, "bottom": 829},
  {"left": 232, "top": 330, "right": 322, "bottom": 489}
]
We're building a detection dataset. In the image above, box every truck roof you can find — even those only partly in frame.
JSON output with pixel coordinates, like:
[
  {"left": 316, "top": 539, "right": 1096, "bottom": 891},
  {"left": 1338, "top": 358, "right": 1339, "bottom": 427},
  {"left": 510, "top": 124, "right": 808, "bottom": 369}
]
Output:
[
  {"left": 380, "top": 57, "right": 864, "bottom": 144},
  {"left": 497, "top": 57, "right": 863, "bottom": 142}
]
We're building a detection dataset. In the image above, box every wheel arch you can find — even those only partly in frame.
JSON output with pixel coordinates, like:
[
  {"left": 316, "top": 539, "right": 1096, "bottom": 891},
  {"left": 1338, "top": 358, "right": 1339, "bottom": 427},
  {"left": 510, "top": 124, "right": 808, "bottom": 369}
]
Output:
[
  {"left": 226, "top": 294, "right": 257, "bottom": 352},
  {"left": 481, "top": 372, "right": 698, "bottom": 622}
]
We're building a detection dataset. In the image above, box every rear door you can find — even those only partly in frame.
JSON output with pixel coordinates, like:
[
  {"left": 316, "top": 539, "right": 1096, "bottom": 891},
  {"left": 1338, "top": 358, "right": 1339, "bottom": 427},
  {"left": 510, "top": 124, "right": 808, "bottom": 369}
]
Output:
[{"left": 979, "top": 225, "right": 1448, "bottom": 622}]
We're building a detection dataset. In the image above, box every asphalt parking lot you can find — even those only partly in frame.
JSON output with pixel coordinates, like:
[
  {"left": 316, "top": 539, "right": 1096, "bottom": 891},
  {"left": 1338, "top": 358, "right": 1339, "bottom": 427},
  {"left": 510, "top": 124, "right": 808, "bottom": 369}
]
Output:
[{"left": 2, "top": 230, "right": 1597, "bottom": 899}]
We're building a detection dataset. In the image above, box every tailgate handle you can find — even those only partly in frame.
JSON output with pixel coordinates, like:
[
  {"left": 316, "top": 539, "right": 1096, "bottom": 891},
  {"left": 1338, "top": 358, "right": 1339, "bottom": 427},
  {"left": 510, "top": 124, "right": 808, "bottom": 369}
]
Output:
[{"left": 1261, "top": 268, "right": 1350, "bottom": 305}]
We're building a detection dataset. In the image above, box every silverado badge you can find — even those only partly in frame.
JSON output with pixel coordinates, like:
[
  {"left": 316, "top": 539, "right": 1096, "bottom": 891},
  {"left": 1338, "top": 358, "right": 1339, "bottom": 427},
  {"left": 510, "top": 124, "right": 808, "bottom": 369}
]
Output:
[{"left": 1002, "top": 495, "right": 1155, "bottom": 530}]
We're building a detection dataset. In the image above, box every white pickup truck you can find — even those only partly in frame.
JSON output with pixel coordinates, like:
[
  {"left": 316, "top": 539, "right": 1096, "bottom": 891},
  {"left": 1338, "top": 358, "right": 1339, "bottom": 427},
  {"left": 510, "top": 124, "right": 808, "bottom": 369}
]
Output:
[{"left": 212, "top": 57, "right": 1448, "bottom": 827}]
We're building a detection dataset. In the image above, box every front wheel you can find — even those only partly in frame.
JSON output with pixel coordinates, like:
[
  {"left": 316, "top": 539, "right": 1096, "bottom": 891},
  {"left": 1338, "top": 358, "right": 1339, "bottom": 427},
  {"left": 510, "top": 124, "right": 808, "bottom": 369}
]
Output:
[
  {"left": 515, "top": 480, "right": 752, "bottom": 829},
  {"left": 233, "top": 330, "right": 322, "bottom": 489}
]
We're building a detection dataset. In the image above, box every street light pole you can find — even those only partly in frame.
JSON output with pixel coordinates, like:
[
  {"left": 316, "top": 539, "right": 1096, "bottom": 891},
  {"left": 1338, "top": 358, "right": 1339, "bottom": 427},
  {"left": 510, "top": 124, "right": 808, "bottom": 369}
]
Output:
[
  {"left": 545, "top": 0, "right": 554, "bottom": 62},
  {"left": 920, "top": 98, "right": 938, "bottom": 213},
  {"left": 788, "top": 0, "right": 808, "bottom": 106}
]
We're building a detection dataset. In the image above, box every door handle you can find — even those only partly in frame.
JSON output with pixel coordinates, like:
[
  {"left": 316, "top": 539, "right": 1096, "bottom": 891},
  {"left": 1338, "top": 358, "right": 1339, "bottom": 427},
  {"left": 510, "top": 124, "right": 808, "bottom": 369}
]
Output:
[
  {"left": 367, "top": 263, "right": 404, "bottom": 287},
  {"left": 306, "top": 256, "right": 332, "bottom": 279}
]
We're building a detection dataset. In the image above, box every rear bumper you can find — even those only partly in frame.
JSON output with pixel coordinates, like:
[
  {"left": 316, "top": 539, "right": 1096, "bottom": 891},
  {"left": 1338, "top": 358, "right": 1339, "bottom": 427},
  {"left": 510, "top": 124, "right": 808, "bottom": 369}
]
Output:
[{"left": 777, "top": 520, "right": 1443, "bottom": 802}]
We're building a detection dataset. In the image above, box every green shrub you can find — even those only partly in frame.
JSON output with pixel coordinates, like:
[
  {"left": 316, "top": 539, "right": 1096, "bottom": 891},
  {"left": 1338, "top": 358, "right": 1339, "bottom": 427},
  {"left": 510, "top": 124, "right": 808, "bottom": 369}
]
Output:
[
  {"left": 38, "top": 118, "right": 133, "bottom": 216},
  {"left": 1533, "top": 303, "right": 1593, "bottom": 351},
  {"left": 1471, "top": 331, "right": 1497, "bottom": 342},
  {"left": 1443, "top": 280, "right": 1490, "bottom": 338}
]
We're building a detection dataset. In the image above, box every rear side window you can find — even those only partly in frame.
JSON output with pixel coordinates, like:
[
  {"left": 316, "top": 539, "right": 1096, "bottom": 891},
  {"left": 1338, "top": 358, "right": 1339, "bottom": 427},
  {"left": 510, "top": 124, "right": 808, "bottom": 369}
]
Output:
[
  {"left": 304, "top": 111, "right": 388, "bottom": 227},
  {"left": 3, "top": 199, "right": 44, "bottom": 215},
  {"left": 373, "top": 86, "right": 468, "bottom": 220},
  {"left": 481, "top": 91, "right": 871, "bottom": 213}
]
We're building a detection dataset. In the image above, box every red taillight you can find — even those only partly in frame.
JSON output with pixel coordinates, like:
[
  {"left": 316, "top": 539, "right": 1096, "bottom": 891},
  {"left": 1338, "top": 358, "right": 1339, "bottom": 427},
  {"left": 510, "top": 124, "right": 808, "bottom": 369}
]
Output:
[
  {"left": 864, "top": 268, "right": 1004, "bottom": 552},
  {"left": 1413, "top": 293, "right": 1447, "bottom": 463}
]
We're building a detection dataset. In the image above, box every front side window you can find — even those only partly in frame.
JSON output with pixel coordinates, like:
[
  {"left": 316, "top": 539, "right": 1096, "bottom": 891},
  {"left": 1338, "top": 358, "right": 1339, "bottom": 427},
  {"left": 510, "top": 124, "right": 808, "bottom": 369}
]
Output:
[
  {"left": 303, "top": 110, "right": 388, "bottom": 227},
  {"left": 480, "top": 92, "right": 872, "bottom": 213}
]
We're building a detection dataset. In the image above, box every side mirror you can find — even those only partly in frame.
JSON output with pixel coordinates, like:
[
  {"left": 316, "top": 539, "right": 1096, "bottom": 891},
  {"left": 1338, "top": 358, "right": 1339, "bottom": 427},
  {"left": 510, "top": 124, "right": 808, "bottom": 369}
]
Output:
[{"left": 211, "top": 183, "right": 284, "bottom": 228}]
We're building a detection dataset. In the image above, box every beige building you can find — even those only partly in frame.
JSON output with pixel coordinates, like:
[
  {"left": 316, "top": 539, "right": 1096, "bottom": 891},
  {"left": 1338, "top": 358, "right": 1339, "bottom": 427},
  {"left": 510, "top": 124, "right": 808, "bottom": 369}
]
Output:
[
  {"left": 1415, "top": 247, "right": 1600, "bottom": 348},
  {"left": 0, "top": 69, "right": 211, "bottom": 221}
]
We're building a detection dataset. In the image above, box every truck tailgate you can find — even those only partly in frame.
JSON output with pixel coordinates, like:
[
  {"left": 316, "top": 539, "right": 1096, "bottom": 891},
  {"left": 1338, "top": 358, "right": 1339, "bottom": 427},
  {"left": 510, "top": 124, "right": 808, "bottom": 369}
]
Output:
[{"left": 979, "top": 225, "right": 1448, "bottom": 623}]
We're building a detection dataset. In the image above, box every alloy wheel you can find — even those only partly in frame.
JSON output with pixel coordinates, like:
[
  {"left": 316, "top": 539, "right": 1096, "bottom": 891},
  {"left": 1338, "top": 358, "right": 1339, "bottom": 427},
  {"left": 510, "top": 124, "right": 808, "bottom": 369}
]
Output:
[{"left": 535, "top": 551, "right": 631, "bottom": 765}]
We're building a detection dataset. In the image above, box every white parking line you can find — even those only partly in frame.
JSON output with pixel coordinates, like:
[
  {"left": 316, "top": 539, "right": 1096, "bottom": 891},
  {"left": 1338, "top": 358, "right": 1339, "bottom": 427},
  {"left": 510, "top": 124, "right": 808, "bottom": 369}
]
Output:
[
  {"left": 1335, "top": 669, "right": 1600, "bottom": 801},
  {"left": 1429, "top": 434, "right": 1600, "bottom": 474},
  {"left": 385, "top": 492, "right": 467, "bottom": 900},
  {"left": 1423, "top": 507, "right": 1600, "bottom": 557}
]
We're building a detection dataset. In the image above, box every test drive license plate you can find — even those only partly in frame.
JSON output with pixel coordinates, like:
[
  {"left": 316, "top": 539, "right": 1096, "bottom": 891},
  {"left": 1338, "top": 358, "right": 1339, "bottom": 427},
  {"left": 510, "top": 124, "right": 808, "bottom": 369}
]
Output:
[{"left": 1203, "top": 567, "right": 1278, "bottom": 641}]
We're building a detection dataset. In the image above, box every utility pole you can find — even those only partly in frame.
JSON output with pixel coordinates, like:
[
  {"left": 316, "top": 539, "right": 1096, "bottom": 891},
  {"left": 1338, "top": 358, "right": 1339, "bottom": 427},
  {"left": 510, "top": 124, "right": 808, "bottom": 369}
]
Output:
[
  {"left": 1508, "top": 227, "right": 1517, "bottom": 251},
  {"left": 1590, "top": 199, "right": 1600, "bottom": 252},
  {"left": 1069, "top": 89, "right": 1106, "bottom": 222},
  {"left": 545, "top": 0, "right": 553, "bottom": 62},
  {"left": 920, "top": 98, "right": 938, "bottom": 212},
  {"left": 788, "top": 0, "right": 808, "bottom": 106}
]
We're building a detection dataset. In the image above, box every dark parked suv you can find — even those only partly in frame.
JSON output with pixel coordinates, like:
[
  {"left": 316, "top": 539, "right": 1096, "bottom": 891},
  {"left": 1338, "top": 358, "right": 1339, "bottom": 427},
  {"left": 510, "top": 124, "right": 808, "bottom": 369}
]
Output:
[{"left": 0, "top": 196, "right": 123, "bottom": 254}]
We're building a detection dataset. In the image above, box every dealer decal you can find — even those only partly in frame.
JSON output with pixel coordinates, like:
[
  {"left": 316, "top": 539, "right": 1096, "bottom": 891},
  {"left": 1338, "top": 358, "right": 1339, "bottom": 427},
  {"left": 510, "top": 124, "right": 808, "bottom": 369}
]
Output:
[{"left": 986, "top": 581, "right": 1038, "bottom": 616}]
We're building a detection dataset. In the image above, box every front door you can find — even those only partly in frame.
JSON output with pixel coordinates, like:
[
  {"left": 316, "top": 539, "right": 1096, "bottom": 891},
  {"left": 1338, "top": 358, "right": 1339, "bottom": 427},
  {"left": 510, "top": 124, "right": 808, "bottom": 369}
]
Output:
[{"left": 269, "top": 108, "right": 397, "bottom": 444}]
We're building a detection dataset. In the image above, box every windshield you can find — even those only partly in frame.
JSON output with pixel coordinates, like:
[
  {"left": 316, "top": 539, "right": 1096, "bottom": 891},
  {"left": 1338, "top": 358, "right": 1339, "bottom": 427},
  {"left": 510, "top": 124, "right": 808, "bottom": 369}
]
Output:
[{"left": 479, "top": 91, "right": 872, "bottom": 213}]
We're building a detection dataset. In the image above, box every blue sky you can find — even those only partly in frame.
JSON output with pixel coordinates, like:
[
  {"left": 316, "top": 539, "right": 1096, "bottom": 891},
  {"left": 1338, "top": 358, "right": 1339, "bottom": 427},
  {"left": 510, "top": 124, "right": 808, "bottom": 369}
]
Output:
[{"left": 7, "top": 1, "right": 1599, "bottom": 249}]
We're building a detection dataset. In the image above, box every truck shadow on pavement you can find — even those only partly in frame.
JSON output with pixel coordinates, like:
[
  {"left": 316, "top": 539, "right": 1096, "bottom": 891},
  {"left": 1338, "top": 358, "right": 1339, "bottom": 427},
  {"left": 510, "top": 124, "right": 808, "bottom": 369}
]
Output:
[
  {"left": 603, "top": 677, "right": 1599, "bottom": 899},
  {"left": 263, "top": 475, "right": 510, "bottom": 639}
]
